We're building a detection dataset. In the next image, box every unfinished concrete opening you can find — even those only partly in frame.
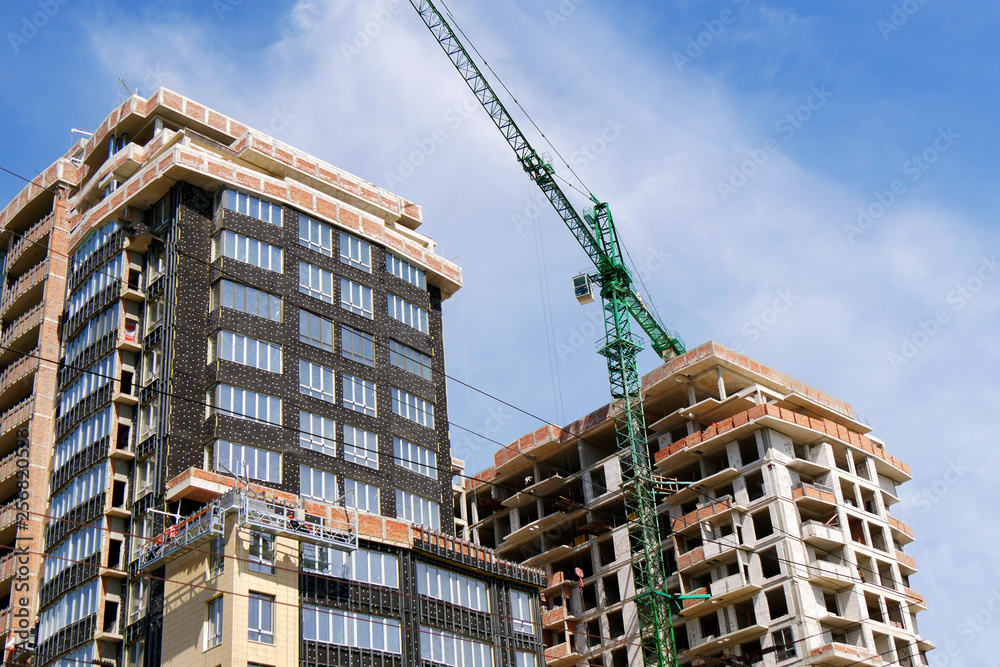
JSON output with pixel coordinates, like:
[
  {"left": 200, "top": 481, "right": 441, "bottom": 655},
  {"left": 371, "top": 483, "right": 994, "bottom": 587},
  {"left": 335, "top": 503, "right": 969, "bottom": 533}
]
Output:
[
  {"left": 703, "top": 448, "right": 731, "bottom": 476},
  {"left": 700, "top": 611, "right": 720, "bottom": 639},
  {"left": 589, "top": 466, "right": 607, "bottom": 498},
  {"left": 745, "top": 471, "right": 766, "bottom": 502},
  {"left": 877, "top": 561, "right": 896, "bottom": 589},
  {"left": 611, "top": 648, "right": 629, "bottom": 667},
  {"left": 715, "top": 482, "right": 735, "bottom": 501},
  {"left": 886, "top": 599, "right": 905, "bottom": 627},
  {"left": 823, "top": 590, "right": 840, "bottom": 615},
  {"left": 585, "top": 618, "right": 601, "bottom": 648},
  {"left": 738, "top": 435, "right": 760, "bottom": 466},
  {"left": 582, "top": 583, "right": 598, "bottom": 611},
  {"left": 848, "top": 516, "right": 867, "bottom": 545},
  {"left": 866, "top": 593, "right": 884, "bottom": 622},
  {"left": 598, "top": 538, "right": 616, "bottom": 567},
  {"left": 765, "top": 586, "right": 789, "bottom": 620},
  {"left": 607, "top": 609, "right": 625, "bottom": 638},
  {"left": 739, "top": 638, "right": 763, "bottom": 662},
  {"left": 833, "top": 446, "right": 852, "bottom": 473},
  {"left": 759, "top": 547, "right": 781, "bottom": 579},
  {"left": 861, "top": 488, "right": 878, "bottom": 515},
  {"left": 602, "top": 575, "right": 620, "bottom": 604},
  {"left": 732, "top": 599, "right": 757, "bottom": 630},
  {"left": 752, "top": 508, "right": 774, "bottom": 540},
  {"left": 869, "top": 523, "right": 889, "bottom": 552}
]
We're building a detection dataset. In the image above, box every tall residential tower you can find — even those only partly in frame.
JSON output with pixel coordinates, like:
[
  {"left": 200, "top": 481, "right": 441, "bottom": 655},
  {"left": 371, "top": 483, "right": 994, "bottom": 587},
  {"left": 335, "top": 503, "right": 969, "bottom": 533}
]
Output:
[
  {"left": 459, "top": 342, "right": 933, "bottom": 667},
  {"left": 0, "top": 89, "right": 545, "bottom": 667}
]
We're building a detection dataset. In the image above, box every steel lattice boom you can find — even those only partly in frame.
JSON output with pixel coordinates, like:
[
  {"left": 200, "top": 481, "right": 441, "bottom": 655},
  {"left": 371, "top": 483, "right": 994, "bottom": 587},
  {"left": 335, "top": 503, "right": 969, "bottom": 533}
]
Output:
[{"left": 407, "top": 3, "right": 688, "bottom": 666}]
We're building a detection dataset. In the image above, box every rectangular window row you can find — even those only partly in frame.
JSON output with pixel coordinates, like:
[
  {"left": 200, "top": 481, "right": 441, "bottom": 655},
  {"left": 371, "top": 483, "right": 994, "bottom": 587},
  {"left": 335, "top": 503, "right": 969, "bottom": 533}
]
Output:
[
  {"left": 386, "top": 252, "right": 426, "bottom": 289},
  {"left": 216, "top": 230, "right": 282, "bottom": 272},
  {"left": 388, "top": 340, "right": 431, "bottom": 380},
  {"left": 215, "top": 279, "right": 282, "bottom": 321},
  {"left": 222, "top": 188, "right": 283, "bottom": 225},
  {"left": 214, "top": 439, "right": 281, "bottom": 483},
  {"left": 213, "top": 330, "right": 281, "bottom": 372},
  {"left": 387, "top": 293, "right": 429, "bottom": 333},
  {"left": 416, "top": 561, "right": 488, "bottom": 612},
  {"left": 396, "top": 489, "right": 440, "bottom": 530},
  {"left": 302, "top": 606, "right": 401, "bottom": 654},
  {"left": 301, "top": 545, "right": 399, "bottom": 589},
  {"left": 212, "top": 384, "right": 282, "bottom": 426},
  {"left": 391, "top": 387, "right": 434, "bottom": 428},
  {"left": 393, "top": 437, "right": 436, "bottom": 479}
]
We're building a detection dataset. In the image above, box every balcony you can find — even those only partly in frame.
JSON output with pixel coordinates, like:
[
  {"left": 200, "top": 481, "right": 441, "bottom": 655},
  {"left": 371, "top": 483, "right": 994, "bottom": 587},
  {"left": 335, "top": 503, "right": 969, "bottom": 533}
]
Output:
[
  {"left": 902, "top": 587, "right": 927, "bottom": 611},
  {"left": 0, "top": 396, "right": 32, "bottom": 439},
  {"left": 0, "top": 303, "right": 44, "bottom": 366},
  {"left": 792, "top": 482, "right": 837, "bottom": 511},
  {"left": 502, "top": 474, "right": 566, "bottom": 509},
  {"left": 806, "top": 559, "right": 855, "bottom": 590},
  {"left": 662, "top": 467, "right": 740, "bottom": 506},
  {"left": 708, "top": 572, "right": 761, "bottom": 604},
  {"left": 805, "top": 642, "right": 883, "bottom": 666},
  {"left": 498, "top": 511, "right": 575, "bottom": 551},
  {"left": 787, "top": 443, "right": 831, "bottom": 475},
  {"left": 896, "top": 550, "right": 917, "bottom": 575},
  {"left": 690, "top": 619, "right": 766, "bottom": 653},
  {"left": 888, "top": 516, "right": 914, "bottom": 544},
  {"left": 673, "top": 496, "right": 741, "bottom": 534},
  {"left": 0, "top": 449, "right": 21, "bottom": 501},
  {"left": 545, "top": 641, "right": 583, "bottom": 667},
  {"left": 801, "top": 520, "right": 846, "bottom": 550},
  {"left": 0, "top": 259, "right": 47, "bottom": 321},
  {"left": 5, "top": 214, "right": 53, "bottom": 276},
  {"left": 0, "top": 351, "right": 38, "bottom": 409},
  {"left": 542, "top": 605, "right": 578, "bottom": 630}
]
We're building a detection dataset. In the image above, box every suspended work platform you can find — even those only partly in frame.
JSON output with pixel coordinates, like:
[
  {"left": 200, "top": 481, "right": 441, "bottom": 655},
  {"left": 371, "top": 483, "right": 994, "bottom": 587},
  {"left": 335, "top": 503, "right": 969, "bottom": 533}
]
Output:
[{"left": 137, "top": 487, "right": 358, "bottom": 572}]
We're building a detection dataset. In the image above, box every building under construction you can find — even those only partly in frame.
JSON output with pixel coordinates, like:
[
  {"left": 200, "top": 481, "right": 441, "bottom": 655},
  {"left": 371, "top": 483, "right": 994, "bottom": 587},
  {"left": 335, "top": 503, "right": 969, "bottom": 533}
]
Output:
[
  {"left": 0, "top": 88, "right": 545, "bottom": 667},
  {"left": 458, "top": 342, "right": 933, "bottom": 667}
]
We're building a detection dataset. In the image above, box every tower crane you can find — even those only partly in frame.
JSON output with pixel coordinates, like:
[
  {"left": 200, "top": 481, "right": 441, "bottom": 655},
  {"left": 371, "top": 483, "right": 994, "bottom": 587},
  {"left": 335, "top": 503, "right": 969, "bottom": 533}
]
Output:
[{"left": 405, "top": 3, "right": 702, "bottom": 667}]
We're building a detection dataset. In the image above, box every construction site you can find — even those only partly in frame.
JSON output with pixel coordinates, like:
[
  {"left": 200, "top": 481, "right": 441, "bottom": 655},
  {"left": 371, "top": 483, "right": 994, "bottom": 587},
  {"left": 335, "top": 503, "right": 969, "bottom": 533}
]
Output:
[{"left": 0, "top": 2, "right": 937, "bottom": 667}]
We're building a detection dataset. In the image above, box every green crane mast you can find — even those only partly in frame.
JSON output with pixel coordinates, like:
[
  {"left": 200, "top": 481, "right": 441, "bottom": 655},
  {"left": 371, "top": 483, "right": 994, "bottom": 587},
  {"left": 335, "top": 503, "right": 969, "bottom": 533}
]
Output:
[{"left": 406, "top": 3, "right": 692, "bottom": 666}]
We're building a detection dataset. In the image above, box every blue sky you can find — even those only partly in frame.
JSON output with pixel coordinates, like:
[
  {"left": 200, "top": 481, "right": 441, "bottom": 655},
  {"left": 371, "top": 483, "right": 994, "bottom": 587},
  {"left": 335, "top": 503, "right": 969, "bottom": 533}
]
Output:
[{"left": 2, "top": 0, "right": 999, "bottom": 662}]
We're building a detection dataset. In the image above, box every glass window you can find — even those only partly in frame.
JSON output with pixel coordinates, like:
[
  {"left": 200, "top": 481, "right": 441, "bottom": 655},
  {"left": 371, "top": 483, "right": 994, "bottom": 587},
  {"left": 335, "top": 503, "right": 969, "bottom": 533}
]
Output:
[
  {"left": 207, "top": 597, "right": 223, "bottom": 648},
  {"left": 300, "top": 310, "right": 334, "bottom": 352},
  {"left": 344, "top": 425, "right": 378, "bottom": 469},
  {"left": 249, "top": 531, "right": 275, "bottom": 574},
  {"left": 387, "top": 293, "right": 429, "bottom": 333},
  {"left": 300, "top": 411, "right": 336, "bottom": 457},
  {"left": 302, "top": 606, "right": 400, "bottom": 654},
  {"left": 341, "top": 278, "right": 373, "bottom": 317},
  {"left": 300, "top": 465, "right": 337, "bottom": 503},
  {"left": 511, "top": 590, "right": 534, "bottom": 634},
  {"left": 419, "top": 625, "right": 492, "bottom": 667},
  {"left": 391, "top": 388, "right": 434, "bottom": 428},
  {"left": 417, "top": 562, "right": 488, "bottom": 612},
  {"left": 342, "top": 325, "right": 375, "bottom": 366},
  {"left": 515, "top": 651, "right": 539, "bottom": 667},
  {"left": 344, "top": 478, "right": 379, "bottom": 514},
  {"left": 214, "top": 279, "right": 282, "bottom": 321},
  {"left": 299, "top": 261, "right": 334, "bottom": 303},
  {"left": 300, "top": 359, "right": 336, "bottom": 403},
  {"left": 302, "top": 545, "right": 399, "bottom": 588},
  {"left": 209, "top": 536, "right": 224, "bottom": 578},
  {"left": 215, "top": 230, "right": 282, "bottom": 272},
  {"left": 213, "top": 330, "right": 281, "bottom": 372},
  {"left": 388, "top": 340, "right": 432, "bottom": 380},
  {"left": 300, "top": 216, "right": 333, "bottom": 256},
  {"left": 221, "top": 188, "right": 282, "bottom": 225},
  {"left": 396, "top": 490, "right": 440, "bottom": 530},
  {"left": 212, "top": 384, "right": 282, "bottom": 426},
  {"left": 249, "top": 593, "right": 274, "bottom": 643},
  {"left": 393, "top": 437, "right": 436, "bottom": 478},
  {"left": 386, "top": 252, "right": 426, "bottom": 288},
  {"left": 343, "top": 374, "right": 377, "bottom": 416},
  {"left": 772, "top": 627, "right": 797, "bottom": 660},
  {"left": 214, "top": 440, "right": 281, "bottom": 483},
  {"left": 340, "top": 233, "right": 372, "bottom": 272}
]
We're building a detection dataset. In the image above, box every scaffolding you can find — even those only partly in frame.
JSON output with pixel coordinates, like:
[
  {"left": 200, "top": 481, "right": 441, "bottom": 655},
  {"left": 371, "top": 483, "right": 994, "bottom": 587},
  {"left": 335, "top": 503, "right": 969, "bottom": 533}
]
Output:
[{"left": 137, "top": 487, "right": 358, "bottom": 573}]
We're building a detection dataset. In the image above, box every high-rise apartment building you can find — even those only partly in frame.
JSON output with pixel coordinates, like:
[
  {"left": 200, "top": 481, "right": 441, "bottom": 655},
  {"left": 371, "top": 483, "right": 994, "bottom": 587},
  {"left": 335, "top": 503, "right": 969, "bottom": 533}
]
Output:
[
  {"left": 459, "top": 342, "right": 933, "bottom": 667},
  {"left": 0, "top": 89, "right": 545, "bottom": 667}
]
